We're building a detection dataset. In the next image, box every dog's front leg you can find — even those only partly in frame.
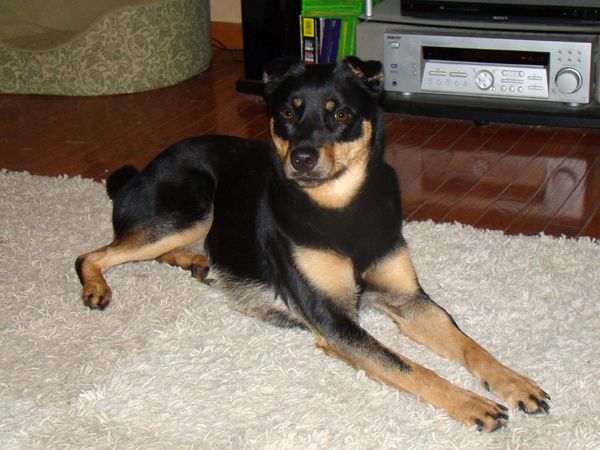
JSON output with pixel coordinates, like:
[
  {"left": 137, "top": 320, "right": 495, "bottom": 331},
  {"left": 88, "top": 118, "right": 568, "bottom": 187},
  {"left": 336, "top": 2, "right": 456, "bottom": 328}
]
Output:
[
  {"left": 312, "top": 312, "right": 510, "bottom": 431},
  {"left": 364, "top": 244, "right": 551, "bottom": 416},
  {"left": 288, "top": 246, "right": 509, "bottom": 431}
]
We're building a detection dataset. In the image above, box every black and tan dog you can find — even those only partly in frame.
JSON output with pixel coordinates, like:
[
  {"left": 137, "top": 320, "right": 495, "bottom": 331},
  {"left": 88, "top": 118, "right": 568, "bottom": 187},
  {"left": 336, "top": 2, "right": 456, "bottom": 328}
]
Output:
[{"left": 76, "top": 57, "right": 550, "bottom": 431}]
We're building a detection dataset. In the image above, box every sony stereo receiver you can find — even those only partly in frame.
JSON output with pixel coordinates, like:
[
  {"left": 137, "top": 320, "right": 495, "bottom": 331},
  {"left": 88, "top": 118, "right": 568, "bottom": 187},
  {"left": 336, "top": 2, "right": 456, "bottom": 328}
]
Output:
[{"left": 383, "top": 30, "right": 595, "bottom": 105}]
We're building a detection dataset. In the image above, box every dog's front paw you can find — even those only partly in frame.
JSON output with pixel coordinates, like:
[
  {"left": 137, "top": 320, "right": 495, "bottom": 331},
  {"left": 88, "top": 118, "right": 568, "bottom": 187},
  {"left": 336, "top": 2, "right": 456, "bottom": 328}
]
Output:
[
  {"left": 82, "top": 281, "right": 112, "bottom": 310},
  {"left": 191, "top": 262, "right": 210, "bottom": 282},
  {"left": 484, "top": 368, "right": 551, "bottom": 415},
  {"left": 447, "top": 391, "right": 509, "bottom": 432},
  {"left": 188, "top": 253, "right": 211, "bottom": 283}
]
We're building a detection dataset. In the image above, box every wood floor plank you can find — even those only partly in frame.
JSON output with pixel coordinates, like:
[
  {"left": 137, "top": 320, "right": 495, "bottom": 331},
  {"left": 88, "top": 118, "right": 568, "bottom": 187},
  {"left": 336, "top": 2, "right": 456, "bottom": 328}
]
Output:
[
  {"left": 407, "top": 124, "right": 528, "bottom": 222},
  {"left": 579, "top": 203, "right": 600, "bottom": 238},
  {"left": 542, "top": 224, "right": 581, "bottom": 238},
  {"left": 543, "top": 131, "right": 600, "bottom": 237},
  {"left": 386, "top": 121, "right": 474, "bottom": 218},
  {"left": 441, "top": 127, "right": 556, "bottom": 225},
  {"left": 503, "top": 129, "right": 596, "bottom": 235},
  {"left": 474, "top": 129, "right": 586, "bottom": 232},
  {"left": 383, "top": 114, "right": 421, "bottom": 146},
  {"left": 403, "top": 122, "right": 503, "bottom": 217}
]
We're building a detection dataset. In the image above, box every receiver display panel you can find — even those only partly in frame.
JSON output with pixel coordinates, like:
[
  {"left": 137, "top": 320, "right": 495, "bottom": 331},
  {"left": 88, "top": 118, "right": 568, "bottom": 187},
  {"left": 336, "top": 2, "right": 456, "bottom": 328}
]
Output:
[{"left": 423, "top": 46, "right": 550, "bottom": 66}]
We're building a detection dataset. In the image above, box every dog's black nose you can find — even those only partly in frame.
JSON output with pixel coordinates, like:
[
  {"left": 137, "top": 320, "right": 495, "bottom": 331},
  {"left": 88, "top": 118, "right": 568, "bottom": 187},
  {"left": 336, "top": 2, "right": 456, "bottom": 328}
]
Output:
[{"left": 291, "top": 147, "right": 318, "bottom": 172}]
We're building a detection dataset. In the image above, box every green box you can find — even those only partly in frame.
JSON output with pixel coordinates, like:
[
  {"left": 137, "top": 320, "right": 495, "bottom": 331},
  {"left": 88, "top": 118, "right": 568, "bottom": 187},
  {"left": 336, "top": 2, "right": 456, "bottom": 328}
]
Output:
[{"left": 301, "top": 0, "right": 383, "bottom": 59}]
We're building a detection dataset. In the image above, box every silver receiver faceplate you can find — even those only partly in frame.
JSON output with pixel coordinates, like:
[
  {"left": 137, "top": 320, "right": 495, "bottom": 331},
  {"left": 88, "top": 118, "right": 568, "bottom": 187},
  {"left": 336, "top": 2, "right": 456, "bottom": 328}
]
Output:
[{"left": 384, "top": 31, "right": 594, "bottom": 105}]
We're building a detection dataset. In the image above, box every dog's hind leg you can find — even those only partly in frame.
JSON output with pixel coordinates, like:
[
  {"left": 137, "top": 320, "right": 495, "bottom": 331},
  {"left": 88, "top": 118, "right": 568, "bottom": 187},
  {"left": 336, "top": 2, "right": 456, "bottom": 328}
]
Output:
[
  {"left": 75, "top": 218, "right": 212, "bottom": 309},
  {"left": 157, "top": 245, "right": 211, "bottom": 281}
]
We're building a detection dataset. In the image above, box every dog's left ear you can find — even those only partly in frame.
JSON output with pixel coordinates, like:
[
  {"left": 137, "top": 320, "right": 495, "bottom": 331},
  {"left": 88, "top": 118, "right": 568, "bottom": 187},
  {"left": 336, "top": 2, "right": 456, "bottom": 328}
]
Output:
[
  {"left": 262, "top": 57, "right": 305, "bottom": 97},
  {"left": 339, "top": 56, "right": 384, "bottom": 96}
]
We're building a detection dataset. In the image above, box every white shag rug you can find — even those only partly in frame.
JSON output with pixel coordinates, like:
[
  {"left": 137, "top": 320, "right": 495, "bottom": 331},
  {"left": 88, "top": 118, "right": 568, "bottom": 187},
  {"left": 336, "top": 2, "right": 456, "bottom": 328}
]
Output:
[{"left": 1, "top": 170, "right": 599, "bottom": 449}]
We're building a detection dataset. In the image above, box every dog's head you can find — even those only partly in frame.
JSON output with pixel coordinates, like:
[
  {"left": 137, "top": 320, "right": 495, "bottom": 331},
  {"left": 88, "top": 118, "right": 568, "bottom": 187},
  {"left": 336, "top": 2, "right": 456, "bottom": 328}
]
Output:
[{"left": 263, "top": 57, "right": 384, "bottom": 208}]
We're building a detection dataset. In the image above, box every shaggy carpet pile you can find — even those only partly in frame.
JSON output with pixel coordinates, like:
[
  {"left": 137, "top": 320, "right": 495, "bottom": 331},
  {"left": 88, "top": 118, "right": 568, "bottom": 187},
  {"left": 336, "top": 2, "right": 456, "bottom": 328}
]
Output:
[{"left": 1, "top": 170, "right": 599, "bottom": 449}]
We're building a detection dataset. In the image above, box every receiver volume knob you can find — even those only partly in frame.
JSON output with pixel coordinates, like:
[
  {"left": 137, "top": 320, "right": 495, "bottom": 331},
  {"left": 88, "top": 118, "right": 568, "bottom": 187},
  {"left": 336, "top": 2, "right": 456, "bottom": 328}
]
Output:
[
  {"left": 555, "top": 68, "right": 582, "bottom": 94},
  {"left": 475, "top": 70, "right": 494, "bottom": 90}
]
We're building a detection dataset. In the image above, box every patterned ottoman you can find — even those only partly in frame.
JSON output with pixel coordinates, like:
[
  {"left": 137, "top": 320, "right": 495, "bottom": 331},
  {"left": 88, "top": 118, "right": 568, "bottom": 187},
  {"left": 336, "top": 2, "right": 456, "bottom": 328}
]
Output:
[{"left": 0, "top": 0, "right": 212, "bottom": 95}]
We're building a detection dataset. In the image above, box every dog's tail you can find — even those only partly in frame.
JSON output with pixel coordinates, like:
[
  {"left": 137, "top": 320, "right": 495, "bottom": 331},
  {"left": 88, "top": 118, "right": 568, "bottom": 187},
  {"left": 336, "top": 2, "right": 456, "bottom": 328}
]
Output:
[{"left": 106, "top": 165, "right": 138, "bottom": 200}]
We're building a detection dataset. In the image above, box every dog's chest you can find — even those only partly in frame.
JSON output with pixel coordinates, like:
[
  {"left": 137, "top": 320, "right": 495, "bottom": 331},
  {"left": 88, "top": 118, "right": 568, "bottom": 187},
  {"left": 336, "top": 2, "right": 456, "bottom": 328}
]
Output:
[
  {"left": 269, "top": 162, "right": 404, "bottom": 271},
  {"left": 283, "top": 197, "right": 402, "bottom": 272}
]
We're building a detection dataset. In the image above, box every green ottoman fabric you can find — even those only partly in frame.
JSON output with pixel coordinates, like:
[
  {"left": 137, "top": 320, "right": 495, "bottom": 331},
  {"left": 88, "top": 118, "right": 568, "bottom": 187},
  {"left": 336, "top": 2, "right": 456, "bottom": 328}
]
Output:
[{"left": 0, "top": 0, "right": 212, "bottom": 95}]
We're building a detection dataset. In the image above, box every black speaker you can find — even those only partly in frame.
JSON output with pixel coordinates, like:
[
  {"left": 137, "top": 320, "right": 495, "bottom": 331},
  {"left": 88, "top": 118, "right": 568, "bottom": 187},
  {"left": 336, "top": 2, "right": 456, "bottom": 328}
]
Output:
[{"left": 236, "top": 0, "right": 302, "bottom": 94}]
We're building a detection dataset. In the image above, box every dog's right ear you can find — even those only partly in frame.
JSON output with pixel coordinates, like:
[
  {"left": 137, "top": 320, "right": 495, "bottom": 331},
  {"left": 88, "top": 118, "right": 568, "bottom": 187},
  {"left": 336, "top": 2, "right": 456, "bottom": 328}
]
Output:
[
  {"left": 263, "top": 58, "right": 305, "bottom": 96},
  {"left": 340, "top": 56, "right": 384, "bottom": 96}
]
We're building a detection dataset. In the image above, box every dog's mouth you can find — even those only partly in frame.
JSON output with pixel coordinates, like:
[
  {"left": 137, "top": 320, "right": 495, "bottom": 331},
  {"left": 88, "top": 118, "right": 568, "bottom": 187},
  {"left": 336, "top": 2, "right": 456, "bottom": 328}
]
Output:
[
  {"left": 289, "top": 174, "right": 327, "bottom": 187},
  {"left": 288, "top": 168, "right": 346, "bottom": 188},
  {"left": 285, "top": 157, "right": 331, "bottom": 187}
]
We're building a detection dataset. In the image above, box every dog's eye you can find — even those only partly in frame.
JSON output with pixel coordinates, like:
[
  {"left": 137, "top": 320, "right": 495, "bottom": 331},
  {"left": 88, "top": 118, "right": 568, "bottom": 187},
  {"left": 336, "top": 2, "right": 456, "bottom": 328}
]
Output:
[
  {"left": 335, "top": 110, "right": 351, "bottom": 122},
  {"left": 280, "top": 108, "right": 294, "bottom": 121}
]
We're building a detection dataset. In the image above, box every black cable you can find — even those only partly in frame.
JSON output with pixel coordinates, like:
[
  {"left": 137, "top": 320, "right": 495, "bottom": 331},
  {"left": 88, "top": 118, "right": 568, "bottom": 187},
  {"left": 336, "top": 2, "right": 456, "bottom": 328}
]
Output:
[{"left": 211, "top": 37, "right": 244, "bottom": 63}]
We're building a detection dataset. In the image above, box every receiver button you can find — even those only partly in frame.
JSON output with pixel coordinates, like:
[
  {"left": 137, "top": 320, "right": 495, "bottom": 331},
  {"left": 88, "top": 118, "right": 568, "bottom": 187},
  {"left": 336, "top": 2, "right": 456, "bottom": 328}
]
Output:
[
  {"left": 555, "top": 68, "right": 582, "bottom": 94},
  {"left": 475, "top": 70, "right": 494, "bottom": 90}
]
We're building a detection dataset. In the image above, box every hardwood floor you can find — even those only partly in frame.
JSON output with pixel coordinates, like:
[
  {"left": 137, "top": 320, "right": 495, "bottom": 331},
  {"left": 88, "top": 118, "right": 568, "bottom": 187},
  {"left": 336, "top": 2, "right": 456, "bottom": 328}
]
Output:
[{"left": 1, "top": 48, "right": 599, "bottom": 238}]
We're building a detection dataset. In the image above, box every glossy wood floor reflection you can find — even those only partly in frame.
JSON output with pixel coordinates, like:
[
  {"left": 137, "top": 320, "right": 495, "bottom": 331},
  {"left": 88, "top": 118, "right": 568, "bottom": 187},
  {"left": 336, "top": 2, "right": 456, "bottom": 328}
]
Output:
[{"left": 1, "top": 48, "right": 599, "bottom": 238}]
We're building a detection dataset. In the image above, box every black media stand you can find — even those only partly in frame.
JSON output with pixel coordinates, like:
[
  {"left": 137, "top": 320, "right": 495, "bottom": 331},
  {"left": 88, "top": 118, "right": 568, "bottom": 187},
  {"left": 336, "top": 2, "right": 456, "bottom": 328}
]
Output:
[{"left": 381, "top": 91, "right": 600, "bottom": 128}]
